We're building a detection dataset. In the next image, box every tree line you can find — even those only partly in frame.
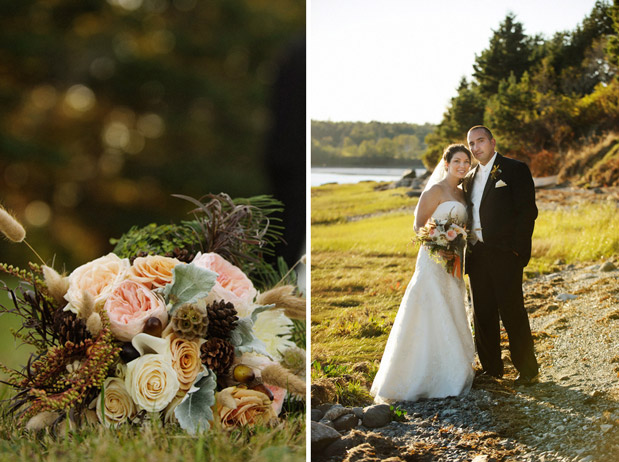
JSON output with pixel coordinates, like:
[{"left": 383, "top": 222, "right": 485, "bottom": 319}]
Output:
[
  {"left": 311, "top": 121, "right": 435, "bottom": 166},
  {"left": 425, "top": 0, "right": 619, "bottom": 177}
]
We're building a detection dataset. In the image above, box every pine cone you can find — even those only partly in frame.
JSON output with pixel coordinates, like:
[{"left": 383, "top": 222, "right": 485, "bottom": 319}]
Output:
[
  {"left": 53, "top": 310, "right": 91, "bottom": 345},
  {"left": 200, "top": 337, "right": 235, "bottom": 377},
  {"left": 207, "top": 300, "right": 238, "bottom": 339},
  {"left": 171, "top": 303, "right": 209, "bottom": 340}
]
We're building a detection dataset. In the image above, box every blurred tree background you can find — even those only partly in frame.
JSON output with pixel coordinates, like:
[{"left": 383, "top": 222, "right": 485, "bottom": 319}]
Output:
[{"left": 0, "top": 0, "right": 305, "bottom": 270}]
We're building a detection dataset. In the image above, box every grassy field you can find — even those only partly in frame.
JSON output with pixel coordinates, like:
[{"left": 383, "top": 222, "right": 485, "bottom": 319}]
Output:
[{"left": 311, "top": 182, "right": 619, "bottom": 402}]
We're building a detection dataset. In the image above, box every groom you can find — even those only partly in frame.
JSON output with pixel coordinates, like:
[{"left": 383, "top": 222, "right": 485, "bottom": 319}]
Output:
[{"left": 462, "top": 125, "right": 539, "bottom": 386}]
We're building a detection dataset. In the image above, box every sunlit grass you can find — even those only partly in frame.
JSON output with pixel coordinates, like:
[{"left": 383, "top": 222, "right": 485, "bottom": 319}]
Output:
[
  {"left": 311, "top": 183, "right": 619, "bottom": 372},
  {"left": 0, "top": 412, "right": 305, "bottom": 462},
  {"left": 531, "top": 202, "right": 619, "bottom": 272},
  {"left": 311, "top": 213, "right": 418, "bottom": 256},
  {"left": 311, "top": 182, "right": 415, "bottom": 224}
]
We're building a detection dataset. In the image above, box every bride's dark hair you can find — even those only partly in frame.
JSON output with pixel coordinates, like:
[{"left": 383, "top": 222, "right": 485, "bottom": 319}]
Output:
[{"left": 443, "top": 144, "right": 472, "bottom": 163}]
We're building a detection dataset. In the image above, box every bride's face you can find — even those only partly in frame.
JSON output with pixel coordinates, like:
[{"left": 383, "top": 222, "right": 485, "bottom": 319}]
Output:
[{"left": 446, "top": 151, "right": 471, "bottom": 179}]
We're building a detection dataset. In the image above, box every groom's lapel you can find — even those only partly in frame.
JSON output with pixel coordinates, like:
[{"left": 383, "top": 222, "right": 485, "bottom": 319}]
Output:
[{"left": 480, "top": 155, "right": 501, "bottom": 204}]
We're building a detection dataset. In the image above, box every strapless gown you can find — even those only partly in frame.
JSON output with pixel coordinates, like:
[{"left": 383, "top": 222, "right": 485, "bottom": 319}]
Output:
[{"left": 370, "top": 201, "right": 475, "bottom": 403}]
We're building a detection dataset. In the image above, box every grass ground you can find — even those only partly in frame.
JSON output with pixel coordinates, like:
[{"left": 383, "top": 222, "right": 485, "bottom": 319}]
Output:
[
  {"left": 311, "top": 182, "right": 619, "bottom": 403},
  {"left": 0, "top": 413, "right": 305, "bottom": 462}
]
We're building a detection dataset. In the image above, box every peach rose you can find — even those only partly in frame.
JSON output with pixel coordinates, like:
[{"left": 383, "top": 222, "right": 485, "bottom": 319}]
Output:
[
  {"left": 64, "top": 253, "right": 130, "bottom": 315},
  {"left": 125, "top": 353, "right": 180, "bottom": 412},
  {"left": 446, "top": 229, "right": 457, "bottom": 241},
  {"left": 216, "top": 386, "right": 278, "bottom": 428},
  {"left": 128, "top": 255, "right": 182, "bottom": 289},
  {"left": 105, "top": 280, "right": 168, "bottom": 342},
  {"left": 192, "top": 252, "right": 257, "bottom": 317},
  {"left": 168, "top": 333, "right": 204, "bottom": 393},
  {"left": 96, "top": 377, "right": 136, "bottom": 427}
]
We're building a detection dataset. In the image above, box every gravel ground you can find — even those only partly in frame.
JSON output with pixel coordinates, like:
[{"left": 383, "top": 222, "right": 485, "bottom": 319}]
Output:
[{"left": 314, "top": 261, "right": 619, "bottom": 462}]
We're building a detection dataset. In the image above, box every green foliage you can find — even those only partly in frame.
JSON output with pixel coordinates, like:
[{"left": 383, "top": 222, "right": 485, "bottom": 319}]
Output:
[
  {"left": 311, "top": 120, "right": 435, "bottom": 166},
  {"left": 473, "top": 13, "right": 541, "bottom": 98},
  {"left": 390, "top": 405, "right": 408, "bottom": 422},
  {"left": 422, "top": 1, "right": 619, "bottom": 180},
  {"left": 111, "top": 223, "right": 199, "bottom": 259},
  {"left": 175, "top": 194, "right": 285, "bottom": 289},
  {"left": 112, "top": 193, "right": 286, "bottom": 290},
  {"left": 422, "top": 78, "right": 485, "bottom": 168},
  {"left": 333, "top": 380, "right": 373, "bottom": 407}
]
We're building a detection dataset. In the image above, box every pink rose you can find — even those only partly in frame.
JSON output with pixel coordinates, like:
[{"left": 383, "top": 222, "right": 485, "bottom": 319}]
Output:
[
  {"left": 105, "top": 280, "right": 168, "bottom": 342},
  {"left": 446, "top": 229, "right": 457, "bottom": 241},
  {"left": 64, "top": 253, "right": 130, "bottom": 315},
  {"left": 191, "top": 252, "right": 257, "bottom": 317},
  {"left": 429, "top": 228, "right": 438, "bottom": 238}
]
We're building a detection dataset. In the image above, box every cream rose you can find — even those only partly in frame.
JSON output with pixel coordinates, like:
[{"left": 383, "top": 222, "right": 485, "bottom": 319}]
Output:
[
  {"left": 105, "top": 280, "right": 168, "bottom": 342},
  {"left": 168, "top": 333, "right": 203, "bottom": 393},
  {"left": 128, "top": 255, "right": 182, "bottom": 289},
  {"left": 64, "top": 253, "right": 130, "bottom": 315},
  {"left": 216, "top": 386, "right": 278, "bottom": 428},
  {"left": 96, "top": 377, "right": 136, "bottom": 427},
  {"left": 192, "top": 252, "right": 257, "bottom": 317},
  {"left": 125, "top": 353, "right": 180, "bottom": 412}
]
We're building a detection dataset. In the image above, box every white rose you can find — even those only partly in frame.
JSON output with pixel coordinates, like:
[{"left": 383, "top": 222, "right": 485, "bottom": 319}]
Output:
[
  {"left": 64, "top": 253, "right": 130, "bottom": 315},
  {"left": 125, "top": 354, "right": 180, "bottom": 412},
  {"left": 96, "top": 377, "right": 136, "bottom": 427}
]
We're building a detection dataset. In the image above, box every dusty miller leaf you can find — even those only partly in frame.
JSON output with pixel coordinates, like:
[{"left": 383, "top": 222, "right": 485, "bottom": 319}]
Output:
[
  {"left": 229, "top": 304, "right": 273, "bottom": 358},
  {"left": 162, "top": 263, "right": 218, "bottom": 313},
  {"left": 174, "top": 369, "right": 217, "bottom": 434}
]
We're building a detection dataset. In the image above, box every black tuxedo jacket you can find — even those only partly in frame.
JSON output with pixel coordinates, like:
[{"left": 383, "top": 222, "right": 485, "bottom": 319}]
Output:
[{"left": 462, "top": 153, "right": 538, "bottom": 267}]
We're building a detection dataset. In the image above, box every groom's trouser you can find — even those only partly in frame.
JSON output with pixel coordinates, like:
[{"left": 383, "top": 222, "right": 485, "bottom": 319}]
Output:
[{"left": 467, "top": 241, "right": 539, "bottom": 377}]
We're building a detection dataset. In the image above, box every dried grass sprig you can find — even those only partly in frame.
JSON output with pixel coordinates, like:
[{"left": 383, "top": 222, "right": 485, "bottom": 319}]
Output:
[
  {"left": 260, "top": 363, "right": 305, "bottom": 398},
  {"left": 42, "top": 266, "right": 69, "bottom": 306},
  {"left": 256, "top": 285, "right": 305, "bottom": 320},
  {"left": 0, "top": 205, "right": 46, "bottom": 265},
  {"left": 0, "top": 206, "right": 25, "bottom": 243}
]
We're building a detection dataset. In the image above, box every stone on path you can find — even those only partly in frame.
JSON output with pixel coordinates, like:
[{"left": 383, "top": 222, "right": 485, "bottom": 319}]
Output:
[
  {"left": 323, "top": 404, "right": 354, "bottom": 421},
  {"left": 600, "top": 261, "right": 616, "bottom": 272},
  {"left": 333, "top": 413, "right": 359, "bottom": 431},
  {"left": 311, "top": 421, "right": 341, "bottom": 453},
  {"left": 362, "top": 404, "right": 392, "bottom": 428}
]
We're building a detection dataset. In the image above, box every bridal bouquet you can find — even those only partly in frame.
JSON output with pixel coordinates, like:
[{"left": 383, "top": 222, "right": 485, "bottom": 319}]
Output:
[
  {"left": 0, "top": 194, "right": 305, "bottom": 434},
  {"left": 414, "top": 214, "right": 467, "bottom": 278}
]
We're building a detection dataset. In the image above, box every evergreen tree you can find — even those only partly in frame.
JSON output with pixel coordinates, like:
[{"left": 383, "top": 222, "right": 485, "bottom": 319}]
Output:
[{"left": 472, "top": 13, "right": 539, "bottom": 97}]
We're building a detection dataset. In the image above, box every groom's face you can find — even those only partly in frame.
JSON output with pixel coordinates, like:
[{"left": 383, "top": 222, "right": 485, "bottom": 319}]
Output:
[{"left": 467, "top": 129, "right": 496, "bottom": 166}]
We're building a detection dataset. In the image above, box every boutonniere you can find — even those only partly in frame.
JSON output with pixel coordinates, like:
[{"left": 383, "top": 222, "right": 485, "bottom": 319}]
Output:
[{"left": 490, "top": 165, "right": 502, "bottom": 181}]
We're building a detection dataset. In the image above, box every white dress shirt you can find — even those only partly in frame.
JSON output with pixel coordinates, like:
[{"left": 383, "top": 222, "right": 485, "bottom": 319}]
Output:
[{"left": 470, "top": 152, "right": 497, "bottom": 243}]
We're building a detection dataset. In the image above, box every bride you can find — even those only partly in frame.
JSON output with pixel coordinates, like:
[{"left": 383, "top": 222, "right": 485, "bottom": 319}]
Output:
[{"left": 371, "top": 144, "right": 475, "bottom": 403}]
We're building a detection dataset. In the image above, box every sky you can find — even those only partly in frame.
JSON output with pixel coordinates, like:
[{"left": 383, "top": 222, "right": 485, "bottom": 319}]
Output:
[{"left": 310, "top": 0, "right": 603, "bottom": 125}]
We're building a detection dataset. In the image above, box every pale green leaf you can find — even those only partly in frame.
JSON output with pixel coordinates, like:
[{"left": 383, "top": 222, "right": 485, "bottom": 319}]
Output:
[
  {"left": 162, "top": 263, "right": 218, "bottom": 313},
  {"left": 174, "top": 368, "right": 217, "bottom": 434}
]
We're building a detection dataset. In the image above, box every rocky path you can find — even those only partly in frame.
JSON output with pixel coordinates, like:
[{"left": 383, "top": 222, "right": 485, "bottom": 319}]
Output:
[{"left": 312, "top": 260, "right": 619, "bottom": 462}]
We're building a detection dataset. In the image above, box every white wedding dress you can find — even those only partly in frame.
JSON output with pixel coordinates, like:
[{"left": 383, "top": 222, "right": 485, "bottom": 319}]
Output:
[{"left": 371, "top": 201, "right": 475, "bottom": 403}]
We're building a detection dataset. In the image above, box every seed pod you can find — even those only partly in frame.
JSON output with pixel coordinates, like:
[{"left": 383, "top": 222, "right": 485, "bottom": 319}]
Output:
[
  {"left": 233, "top": 364, "right": 255, "bottom": 384},
  {"left": 143, "top": 317, "right": 163, "bottom": 337}
]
